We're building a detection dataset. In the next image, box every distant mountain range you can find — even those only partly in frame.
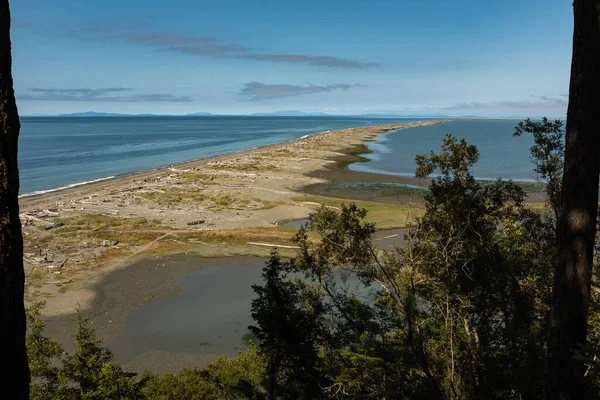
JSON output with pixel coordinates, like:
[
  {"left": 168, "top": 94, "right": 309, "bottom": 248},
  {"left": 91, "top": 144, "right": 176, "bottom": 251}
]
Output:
[
  {"left": 248, "top": 111, "right": 330, "bottom": 117},
  {"left": 29, "top": 110, "right": 463, "bottom": 118}
]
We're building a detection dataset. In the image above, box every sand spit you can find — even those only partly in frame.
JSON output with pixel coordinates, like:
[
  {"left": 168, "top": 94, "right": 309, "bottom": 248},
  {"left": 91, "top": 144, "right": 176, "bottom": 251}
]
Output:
[{"left": 20, "top": 120, "right": 446, "bottom": 316}]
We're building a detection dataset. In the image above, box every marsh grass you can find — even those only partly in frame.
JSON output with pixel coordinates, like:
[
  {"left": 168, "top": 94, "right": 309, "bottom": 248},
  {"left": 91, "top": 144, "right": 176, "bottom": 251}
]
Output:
[
  {"left": 336, "top": 150, "right": 372, "bottom": 170},
  {"left": 292, "top": 195, "right": 425, "bottom": 229}
]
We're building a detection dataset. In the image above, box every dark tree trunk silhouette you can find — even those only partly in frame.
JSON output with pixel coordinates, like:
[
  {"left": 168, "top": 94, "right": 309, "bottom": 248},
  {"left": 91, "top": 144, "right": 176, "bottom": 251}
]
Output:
[
  {"left": 546, "top": 0, "right": 600, "bottom": 398},
  {"left": 0, "top": 0, "right": 29, "bottom": 398}
]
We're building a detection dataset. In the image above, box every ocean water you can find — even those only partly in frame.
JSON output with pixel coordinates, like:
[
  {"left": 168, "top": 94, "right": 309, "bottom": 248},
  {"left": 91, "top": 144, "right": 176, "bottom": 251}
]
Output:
[
  {"left": 350, "top": 119, "right": 538, "bottom": 182},
  {"left": 19, "top": 116, "right": 423, "bottom": 195}
]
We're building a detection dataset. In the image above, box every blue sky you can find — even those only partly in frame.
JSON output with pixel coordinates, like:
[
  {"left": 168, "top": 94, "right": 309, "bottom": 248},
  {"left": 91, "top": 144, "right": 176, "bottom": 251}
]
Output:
[{"left": 11, "top": 0, "right": 572, "bottom": 117}]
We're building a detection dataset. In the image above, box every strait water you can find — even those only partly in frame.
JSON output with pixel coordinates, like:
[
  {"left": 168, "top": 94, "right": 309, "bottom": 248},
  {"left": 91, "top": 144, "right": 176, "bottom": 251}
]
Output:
[
  {"left": 19, "top": 116, "right": 424, "bottom": 195},
  {"left": 350, "top": 119, "right": 537, "bottom": 181}
]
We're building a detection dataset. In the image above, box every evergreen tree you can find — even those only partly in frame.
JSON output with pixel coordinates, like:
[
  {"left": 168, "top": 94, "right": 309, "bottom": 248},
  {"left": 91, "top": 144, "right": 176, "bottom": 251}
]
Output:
[{"left": 249, "top": 251, "right": 326, "bottom": 400}]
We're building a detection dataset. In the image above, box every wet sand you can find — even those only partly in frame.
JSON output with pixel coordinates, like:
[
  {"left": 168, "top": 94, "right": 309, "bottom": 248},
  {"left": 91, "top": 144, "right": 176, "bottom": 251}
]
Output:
[
  {"left": 43, "top": 229, "right": 408, "bottom": 373},
  {"left": 43, "top": 255, "right": 265, "bottom": 372}
]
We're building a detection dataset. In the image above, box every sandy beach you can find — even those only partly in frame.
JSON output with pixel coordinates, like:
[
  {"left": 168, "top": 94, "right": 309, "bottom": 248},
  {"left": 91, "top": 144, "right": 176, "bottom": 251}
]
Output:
[{"left": 22, "top": 120, "right": 446, "bottom": 318}]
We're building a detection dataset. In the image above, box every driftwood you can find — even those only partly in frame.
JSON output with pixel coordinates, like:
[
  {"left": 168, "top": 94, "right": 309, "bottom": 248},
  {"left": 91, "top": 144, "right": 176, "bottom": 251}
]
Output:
[
  {"left": 44, "top": 279, "right": 72, "bottom": 285},
  {"left": 44, "top": 222, "right": 65, "bottom": 231},
  {"left": 187, "top": 220, "right": 205, "bottom": 226},
  {"left": 189, "top": 240, "right": 221, "bottom": 247},
  {"left": 374, "top": 234, "right": 399, "bottom": 241},
  {"left": 45, "top": 258, "right": 68, "bottom": 270},
  {"left": 247, "top": 242, "right": 300, "bottom": 249}
]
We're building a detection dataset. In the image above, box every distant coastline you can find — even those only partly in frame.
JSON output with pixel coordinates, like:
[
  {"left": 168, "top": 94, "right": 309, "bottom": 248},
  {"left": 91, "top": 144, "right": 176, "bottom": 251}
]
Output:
[
  {"left": 23, "top": 111, "right": 463, "bottom": 118},
  {"left": 18, "top": 116, "right": 437, "bottom": 195}
]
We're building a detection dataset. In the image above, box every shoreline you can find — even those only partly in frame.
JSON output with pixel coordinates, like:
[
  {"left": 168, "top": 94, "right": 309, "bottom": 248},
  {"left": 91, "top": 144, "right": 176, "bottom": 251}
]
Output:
[
  {"left": 24, "top": 120, "right": 446, "bottom": 318},
  {"left": 33, "top": 118, "right": 546, "bottom": 373},
  {"left": 33, "top": 120, "right": 439, "bottom": 373},
  {"left": 19, "top": 121, "right": 439, "bottom": 209}
]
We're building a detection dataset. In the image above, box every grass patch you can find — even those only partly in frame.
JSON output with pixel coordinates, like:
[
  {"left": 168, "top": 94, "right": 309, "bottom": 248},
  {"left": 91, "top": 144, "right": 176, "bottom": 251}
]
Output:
[
  {"left": 55, "top": 214, "right": 161, "bottom": 229},
  {"left": 87, "top": 230, "right": 165, "bottom": 245},
  {"left": 26, "top": 267, "right": 46, "bottom": 287},
  {"left": 336, "top": 149, "right": 372, "bottom": 170},
  {"left": 210, "top": 162, "right": 279, "bottom": 172},
  {"left": 292, "top": 195, "right": 424, "bottom": 229},
  {"left": 138, "top": 190, "right": 274, "bottom": 210},
  {"left": 57, "top": 285, "right": 70, "bottom": 294},
  {"left": 178, "top": 172, "right": 218, "bottom": 185},
  {"left": 315, "top": 182, "right": 428, "bottom": 205},
  {"left": 138, "top": 190, "right": 208, "bottom": 205},
  {"left": 258, "top": 149, "right": 300, "bottom": 158}
]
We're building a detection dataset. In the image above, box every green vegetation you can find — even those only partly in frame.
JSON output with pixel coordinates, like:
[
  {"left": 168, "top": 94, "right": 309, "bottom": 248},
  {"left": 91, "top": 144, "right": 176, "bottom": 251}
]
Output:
[
  {"left": 257, "top": 149, "right": 300, "bottom": 159},
  {"left": 48, "top": 214, "right": 165, "bottom": 247},
  {"left": 55, "top": 213, "right": 161, "bottom": 229},
  {"left": 27, "top": 303, "right": 147, "bottom": 399},
  {"left": 143, "top": 347, "right": 266, "bottom": 399},
  {"left": 26, "top": 122, "right": 600, "bottom": 398},
  {"left": 293, "top": 195, "right": 424, "bottom": 229},
  {"left": 211, "top": 162, "right": 280, "bottom": 172},
  {"left": 139, "top": 190, "right": 278, "bottom": 210},
  {"left": 335, "top": 149, "right": 372, "bottom": 170},
  {"left": 27, "top": 302, "right": 268, "bottom": 400},
  {"left": 178, "top": 172, "right": 218, "bottom": 185}
]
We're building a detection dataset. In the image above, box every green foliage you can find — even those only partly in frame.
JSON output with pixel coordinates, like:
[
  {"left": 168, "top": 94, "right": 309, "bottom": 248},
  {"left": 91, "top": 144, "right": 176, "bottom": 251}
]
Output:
[
  {"left": 415, "top": 134, "right": 479, "bottom": 181},
  {"left": 82, "top": 362, "right": 147, "bottom": 400},
  {"left": 514, "top": 117, "right": 565, "bottom": 219},
  {"left": 409, "top": 135, "right": 553, "bottom": 398},
  {"left": 28, "top": 120, "right": 598, "bottom": 399},
  {"left": 26, "top": 306, "right": 147, "bottom": 400},
  {"left": 250, "top": 133, "right": 558, "bottom": 399},
  {"left": 142, "top": 345, "right": 267, "bottom": 400},
  {"left": 27, "top": 302, "right": 65, "bottom": 400},
  {"left": 249, "top": 251, "right": 326, "bottom": 399},
  {"left": 204, "top": 344, "right": 267, "bottom": 399},
  {"left": 142, "top": 369, "right": 214, "bottom": 400},
  {"left": 26, "top": 303, "right": 267, "bottom": 399},
  {"left": 60, "top": 312, "right": 117, "bottom": 396}
]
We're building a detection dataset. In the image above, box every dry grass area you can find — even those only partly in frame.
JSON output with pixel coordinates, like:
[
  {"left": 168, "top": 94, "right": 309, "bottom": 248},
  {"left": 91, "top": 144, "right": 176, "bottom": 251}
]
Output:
[
  {"left": 209, "top": 160, "right": 280, "bottom": 172},
  {"left": 23, "top": 214, "right": 167, "bottom": 288},
  {"left": 138, "top": 190, "right": 279, "bottom": 211},
  {"left": 22, "top": 212, "right": 305, "bottom": 292}
]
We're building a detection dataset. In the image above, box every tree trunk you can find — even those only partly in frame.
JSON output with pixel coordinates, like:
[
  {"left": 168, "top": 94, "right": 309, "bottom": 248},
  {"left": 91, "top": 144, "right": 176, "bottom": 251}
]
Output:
[
  {"left": 0, "top": 0, "right": 29, "bottom": 398},
  {"left": 546, "top": 0, "right": 600, "bottom": 398}
]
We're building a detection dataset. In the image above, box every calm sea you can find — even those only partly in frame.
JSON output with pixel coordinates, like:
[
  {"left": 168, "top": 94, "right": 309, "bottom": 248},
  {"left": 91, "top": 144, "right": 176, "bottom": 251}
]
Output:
[
  {"left": 350, "top": 119, "right": 538, "bottom": 182},
  {"left": 19, "top": 116, "right": 423, "bottom": 195}
]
